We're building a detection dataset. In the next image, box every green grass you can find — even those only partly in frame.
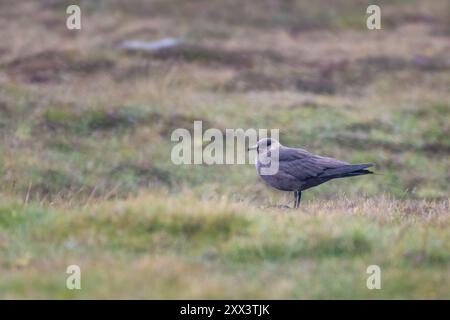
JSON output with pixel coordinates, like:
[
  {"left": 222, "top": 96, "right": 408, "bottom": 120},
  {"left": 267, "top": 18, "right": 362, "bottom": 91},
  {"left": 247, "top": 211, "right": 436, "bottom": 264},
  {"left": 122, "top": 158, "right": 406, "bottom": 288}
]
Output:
[
  {"left": 0, "top": 0, "right": 449, "bottom": 299},
  {"left": 0, "top": 195, "right": 449, "bottom": 299}
]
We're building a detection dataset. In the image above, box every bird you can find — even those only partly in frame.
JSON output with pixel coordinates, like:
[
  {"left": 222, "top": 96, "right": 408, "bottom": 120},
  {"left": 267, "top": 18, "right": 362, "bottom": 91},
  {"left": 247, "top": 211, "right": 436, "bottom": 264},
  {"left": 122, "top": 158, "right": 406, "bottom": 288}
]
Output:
[{"left": 248, "top": 138, "right": 374, "bottom": 208}]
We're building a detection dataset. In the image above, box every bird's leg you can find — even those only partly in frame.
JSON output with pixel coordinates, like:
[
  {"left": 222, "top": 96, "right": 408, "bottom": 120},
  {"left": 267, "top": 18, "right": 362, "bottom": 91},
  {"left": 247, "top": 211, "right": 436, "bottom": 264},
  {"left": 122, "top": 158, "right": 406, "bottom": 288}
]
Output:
[
  {"left": 293, "top": 191, "right": 298, "bottom": 208},
  {"left": 297, "top": 191, "right": 302, "bottom": 207},
  {"left": 293, "top": 191, "right": 297, "bottom": 208},
  {"left": 293, "top": 191, "right": 302, "bottom": 208}
]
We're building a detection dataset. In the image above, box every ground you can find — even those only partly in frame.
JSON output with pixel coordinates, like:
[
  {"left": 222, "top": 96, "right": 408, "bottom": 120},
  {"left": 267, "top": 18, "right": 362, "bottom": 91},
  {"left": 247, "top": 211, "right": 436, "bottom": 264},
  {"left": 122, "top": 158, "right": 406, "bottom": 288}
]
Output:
[{"left": 0, "top": 0, "right": 449, "bottom": 299}]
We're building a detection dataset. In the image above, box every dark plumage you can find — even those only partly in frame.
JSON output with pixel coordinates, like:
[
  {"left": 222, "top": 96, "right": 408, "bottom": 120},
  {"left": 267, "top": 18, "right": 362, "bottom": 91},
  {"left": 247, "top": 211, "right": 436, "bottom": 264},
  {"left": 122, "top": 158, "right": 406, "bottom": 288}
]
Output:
[{"left": 248, "top": 138, "right": 374, "bottom": 208}]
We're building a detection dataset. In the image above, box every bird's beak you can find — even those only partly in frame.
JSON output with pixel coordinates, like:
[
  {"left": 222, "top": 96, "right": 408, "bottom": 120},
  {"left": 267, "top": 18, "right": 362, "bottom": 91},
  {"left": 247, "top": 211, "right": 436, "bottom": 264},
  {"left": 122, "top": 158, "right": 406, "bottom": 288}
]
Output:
[{"left": 248, "top": 144, "right": 257, "bottom": 151}]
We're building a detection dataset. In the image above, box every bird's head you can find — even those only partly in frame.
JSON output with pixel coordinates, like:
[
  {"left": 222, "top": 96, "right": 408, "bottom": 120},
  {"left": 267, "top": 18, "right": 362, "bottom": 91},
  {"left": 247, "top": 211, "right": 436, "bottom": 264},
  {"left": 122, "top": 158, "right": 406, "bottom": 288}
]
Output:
[{"left": 248, "top": 138, "right": 280, "bottom": 153}]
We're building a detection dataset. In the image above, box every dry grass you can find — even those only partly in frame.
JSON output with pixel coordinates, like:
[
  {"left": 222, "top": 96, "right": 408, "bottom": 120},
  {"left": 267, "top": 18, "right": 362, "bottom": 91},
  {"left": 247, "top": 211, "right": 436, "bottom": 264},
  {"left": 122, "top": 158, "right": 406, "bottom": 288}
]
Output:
[
  {"left": 0, "top": 0, "right": 449, "bottom": 299},
  {"left": 0, "top": 193, "right": 449, "bottom": 299}
]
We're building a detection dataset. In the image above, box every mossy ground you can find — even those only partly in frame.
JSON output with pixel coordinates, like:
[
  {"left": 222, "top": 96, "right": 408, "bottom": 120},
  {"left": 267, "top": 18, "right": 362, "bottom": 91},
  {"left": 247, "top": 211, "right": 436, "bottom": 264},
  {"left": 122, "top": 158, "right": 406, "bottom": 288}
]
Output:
[
  {"left": 1, "top": 194, "right": 449, "bottom": 299},
  {"left": 0, "top": 0, "right": 449, "bottom": 298}
]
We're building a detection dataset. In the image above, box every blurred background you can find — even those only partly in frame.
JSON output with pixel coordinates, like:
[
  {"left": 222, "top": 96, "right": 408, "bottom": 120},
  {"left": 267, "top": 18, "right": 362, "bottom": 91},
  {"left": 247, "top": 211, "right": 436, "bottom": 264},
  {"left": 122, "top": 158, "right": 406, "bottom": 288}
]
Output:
[
  {"left": 0, "top": 0, "right": 450, "bottom": 300},
  {"left": 0, "top": 0, "right": 449, "bottom": 204}
]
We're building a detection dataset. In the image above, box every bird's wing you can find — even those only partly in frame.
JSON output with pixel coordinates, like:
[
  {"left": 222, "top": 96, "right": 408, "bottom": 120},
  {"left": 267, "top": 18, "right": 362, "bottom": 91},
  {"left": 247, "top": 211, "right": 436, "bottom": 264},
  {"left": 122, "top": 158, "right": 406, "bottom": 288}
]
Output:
[{"left": 279, "top": 147, "right": 348, "bottom": 181}]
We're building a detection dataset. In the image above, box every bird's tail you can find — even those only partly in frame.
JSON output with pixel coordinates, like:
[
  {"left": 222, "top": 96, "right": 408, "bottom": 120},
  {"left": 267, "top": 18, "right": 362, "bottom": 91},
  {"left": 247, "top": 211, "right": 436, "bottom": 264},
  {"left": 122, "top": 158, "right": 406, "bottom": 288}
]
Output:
[{"left": 321, "top": 163, "right": 374, "bottom": 179}]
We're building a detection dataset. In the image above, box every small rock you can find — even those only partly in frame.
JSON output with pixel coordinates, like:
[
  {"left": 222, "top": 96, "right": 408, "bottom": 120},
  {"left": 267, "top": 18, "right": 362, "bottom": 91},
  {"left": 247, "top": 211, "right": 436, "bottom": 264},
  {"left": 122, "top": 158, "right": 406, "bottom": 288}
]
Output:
[{"left": 118, "top": 38, "right": 184, "bottom": 52}]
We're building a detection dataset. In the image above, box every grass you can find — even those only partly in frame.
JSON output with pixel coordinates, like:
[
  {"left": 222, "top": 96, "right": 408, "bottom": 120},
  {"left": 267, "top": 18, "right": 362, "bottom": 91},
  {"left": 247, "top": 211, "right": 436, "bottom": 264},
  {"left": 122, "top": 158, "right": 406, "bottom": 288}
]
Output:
[
  {"left": 0, "top": 0, "right": 449, "bottom": 299},
  {"left": 1, "top": 194, "right": 449, "bottom": 299}
]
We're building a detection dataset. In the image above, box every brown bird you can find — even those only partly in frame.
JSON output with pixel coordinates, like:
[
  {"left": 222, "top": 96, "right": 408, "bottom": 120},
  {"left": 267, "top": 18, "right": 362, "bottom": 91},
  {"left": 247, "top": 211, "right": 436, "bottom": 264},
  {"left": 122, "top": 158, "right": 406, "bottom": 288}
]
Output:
[{"left": 248, "top": 138, "right": 374, "bottom": 208}]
